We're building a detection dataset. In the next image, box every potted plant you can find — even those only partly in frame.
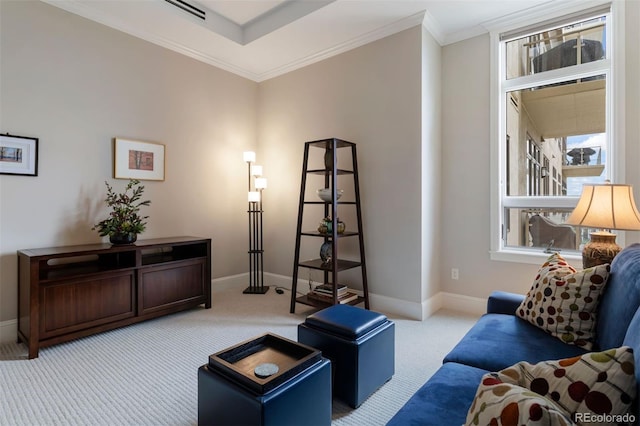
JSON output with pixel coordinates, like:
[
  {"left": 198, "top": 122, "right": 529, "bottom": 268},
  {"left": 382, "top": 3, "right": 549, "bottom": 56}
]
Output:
[{"left": 93, "top": 179, "right": 151, "bottom": 244}]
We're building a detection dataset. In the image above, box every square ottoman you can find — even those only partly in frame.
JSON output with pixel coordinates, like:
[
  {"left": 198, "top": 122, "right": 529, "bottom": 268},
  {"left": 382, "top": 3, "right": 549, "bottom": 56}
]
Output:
[
  {"left": 298, "top": 304, "right": 395, "bottom": 408},
  {"left": 198, "top": 333, "right": 332, "bottom": 426}
]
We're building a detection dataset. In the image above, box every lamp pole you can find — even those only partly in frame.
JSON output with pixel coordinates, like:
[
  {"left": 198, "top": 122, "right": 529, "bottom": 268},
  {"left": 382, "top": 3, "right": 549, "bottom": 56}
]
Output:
[{"left": 243, "top": 152, "right": 269, "bottom": 294}]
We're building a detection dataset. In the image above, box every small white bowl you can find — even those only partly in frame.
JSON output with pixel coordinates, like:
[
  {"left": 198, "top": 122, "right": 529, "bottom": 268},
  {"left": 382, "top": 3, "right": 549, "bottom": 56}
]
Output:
[{"left": 316, "top": 188, "right": 343, "bottom": 202}]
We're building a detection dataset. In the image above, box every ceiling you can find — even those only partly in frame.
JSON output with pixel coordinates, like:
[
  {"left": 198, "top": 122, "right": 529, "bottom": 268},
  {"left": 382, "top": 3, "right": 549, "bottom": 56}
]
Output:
[{"left": 43, "top": 0, "right": 574, "bottom": 82}]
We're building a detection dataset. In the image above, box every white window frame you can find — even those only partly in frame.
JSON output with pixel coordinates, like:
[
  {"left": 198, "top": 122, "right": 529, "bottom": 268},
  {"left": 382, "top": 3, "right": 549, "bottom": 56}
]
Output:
[{"left": 489, "top": 0, "right": 626, "bottom": 265}]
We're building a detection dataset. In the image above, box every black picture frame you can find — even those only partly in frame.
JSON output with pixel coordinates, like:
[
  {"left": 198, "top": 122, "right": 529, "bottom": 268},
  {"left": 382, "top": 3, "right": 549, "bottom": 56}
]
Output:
[{"left": 0, "top": 134, "right": 38, "bottom": 176}]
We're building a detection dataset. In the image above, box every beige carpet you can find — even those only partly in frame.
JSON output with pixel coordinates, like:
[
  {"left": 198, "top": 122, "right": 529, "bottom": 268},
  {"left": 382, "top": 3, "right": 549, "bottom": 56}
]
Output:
[{"left": 0, "top": 281, "right": 478, "bottom": 425}]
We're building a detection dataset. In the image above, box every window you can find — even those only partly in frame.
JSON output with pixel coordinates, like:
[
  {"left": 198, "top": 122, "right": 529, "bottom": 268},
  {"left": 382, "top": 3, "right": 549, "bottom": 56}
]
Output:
[{"left": 492, "top": 5, "right": 619, "bottom": 261}]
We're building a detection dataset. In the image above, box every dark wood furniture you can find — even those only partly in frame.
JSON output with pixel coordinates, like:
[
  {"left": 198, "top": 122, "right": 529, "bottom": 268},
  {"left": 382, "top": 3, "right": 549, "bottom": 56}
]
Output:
[
  {"left": 290, "top": 138, "right": 369, "bottom": 312},
  {"left": 18, "top": 236, "right": 211, "bottom": 359}
]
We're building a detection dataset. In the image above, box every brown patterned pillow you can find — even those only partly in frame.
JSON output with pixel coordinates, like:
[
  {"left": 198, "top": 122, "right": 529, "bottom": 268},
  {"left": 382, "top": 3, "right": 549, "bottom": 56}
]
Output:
[
  {"left": 466, "top": 347, "right": 636, "bottom": 426},
  {"left": 499, "top": 347, "right": 636, "bottom": 422},
  {"left": 465, "top": 377, "right": 574, "bottom": 425},
  {"left": 516, "top": 252, "right": 610, "bottom": 349}
]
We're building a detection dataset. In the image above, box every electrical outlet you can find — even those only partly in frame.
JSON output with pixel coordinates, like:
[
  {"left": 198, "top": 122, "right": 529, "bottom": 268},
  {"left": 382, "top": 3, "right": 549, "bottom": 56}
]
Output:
[{"left": 451, "top": 268, "right": 459, "bottom": 280}]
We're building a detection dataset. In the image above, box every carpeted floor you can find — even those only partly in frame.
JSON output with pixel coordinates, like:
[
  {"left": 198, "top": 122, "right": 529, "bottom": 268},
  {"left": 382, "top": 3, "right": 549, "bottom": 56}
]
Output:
[{"left": 0, "top": 281, "right": 478, "bottom": 425}]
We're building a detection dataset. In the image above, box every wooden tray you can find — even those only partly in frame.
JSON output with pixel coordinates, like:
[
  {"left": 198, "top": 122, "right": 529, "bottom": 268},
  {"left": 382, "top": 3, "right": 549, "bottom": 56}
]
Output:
[{"left": 208, "top": 333, "right": 322, "bottom": 394}]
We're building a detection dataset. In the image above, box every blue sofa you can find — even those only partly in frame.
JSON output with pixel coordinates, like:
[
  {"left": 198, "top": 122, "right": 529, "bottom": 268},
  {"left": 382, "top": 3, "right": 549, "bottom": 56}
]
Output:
[{"left": 388, "top": 244, "right": 640, "bottom": 425}]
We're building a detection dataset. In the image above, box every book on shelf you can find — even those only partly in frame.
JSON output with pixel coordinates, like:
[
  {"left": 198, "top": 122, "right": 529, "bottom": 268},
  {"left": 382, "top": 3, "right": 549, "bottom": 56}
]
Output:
[
  {"left": 312, "top": 283, "right": 347, "bottom": 296},
  {"left": 307, "top": 290, "right": 359, "bottom": 304}
]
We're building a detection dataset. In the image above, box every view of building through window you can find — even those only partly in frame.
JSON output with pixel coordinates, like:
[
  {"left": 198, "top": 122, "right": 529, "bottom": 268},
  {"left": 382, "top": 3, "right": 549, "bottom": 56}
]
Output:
[{"left": 500, "top": 12, "right": 609, "bottom": 253}]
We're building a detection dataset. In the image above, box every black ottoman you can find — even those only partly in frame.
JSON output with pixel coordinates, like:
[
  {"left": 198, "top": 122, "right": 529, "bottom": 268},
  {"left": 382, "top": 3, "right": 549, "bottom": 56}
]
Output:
[
  {"left": 198, "top": 333, "right": 332, "bottom": 426},
  {"left": 298, "top": 304, "right": 395, "bottom": 408}
]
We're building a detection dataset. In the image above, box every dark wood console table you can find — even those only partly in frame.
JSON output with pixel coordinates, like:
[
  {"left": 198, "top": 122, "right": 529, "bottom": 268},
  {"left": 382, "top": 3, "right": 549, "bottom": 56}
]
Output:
[{"left": 18, "top": 236, "right": 211, "bottom": 359}]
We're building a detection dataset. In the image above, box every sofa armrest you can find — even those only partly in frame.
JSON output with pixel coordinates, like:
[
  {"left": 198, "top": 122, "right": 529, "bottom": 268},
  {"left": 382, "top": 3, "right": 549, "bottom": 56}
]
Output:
[{"left": 487, "top": 291, "right": 525, "bottom": 315}]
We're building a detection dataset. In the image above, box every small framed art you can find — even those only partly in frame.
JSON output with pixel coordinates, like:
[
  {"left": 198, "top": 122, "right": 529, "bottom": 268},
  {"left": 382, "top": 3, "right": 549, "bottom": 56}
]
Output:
[
  {"left": 0, "top": 134, "right": 38, "bottom": 176},
  {"left": 114, "top": 138, "right": 165, "bottom": 181}
]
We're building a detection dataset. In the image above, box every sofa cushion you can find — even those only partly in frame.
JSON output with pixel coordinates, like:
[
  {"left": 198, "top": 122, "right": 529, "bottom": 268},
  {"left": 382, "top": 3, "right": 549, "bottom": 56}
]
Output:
[
  {"left": 597, "top": 243, "right": 640, "bottom": 350},
  {"left": 499, "top": 346, "right": 636, "bottom": 420},
  {"left": 444, "top": 313, "right": 588, "bottom": 372},
  {"left": 516, "top": 252, "right": 610, "bottom": 350},
  {"left": 465, "top": 375, "right": 574, "bottom": 426},
  {"left": 387, "top": 362, "right": 487, "bottom": 426},
  {"left": 622, "top": 308, "right": 640, "bottom": 422}
]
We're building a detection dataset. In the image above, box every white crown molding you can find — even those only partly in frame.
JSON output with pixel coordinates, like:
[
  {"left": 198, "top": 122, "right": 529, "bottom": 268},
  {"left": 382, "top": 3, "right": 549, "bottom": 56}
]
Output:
[
  {"left": 255, "top": 10, "right": 426, "bottom": 82},
  {"left": 421, "top": 9, "right": 445, "bottom": 46},
  {"left": 481, "top": 0, "right": 611, "bottom": 34},
  {"left": 439, "top": 0, "right": 612, "bottom": 46}
]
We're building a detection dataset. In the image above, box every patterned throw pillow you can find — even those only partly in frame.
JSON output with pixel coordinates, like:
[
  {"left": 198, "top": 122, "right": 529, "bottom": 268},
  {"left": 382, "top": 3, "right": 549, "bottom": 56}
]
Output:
[
  {"left": 516, "top": 252, "right": 610, "bottom": 349},
  {"left": 465, "top": 376, "right": 574, "bottom": 425},
  {"left": 466, "top": 347, "right": 636, "bottom": 426},
  {"left": 499, "top": 347, "right": 636, "bottom": 423}
]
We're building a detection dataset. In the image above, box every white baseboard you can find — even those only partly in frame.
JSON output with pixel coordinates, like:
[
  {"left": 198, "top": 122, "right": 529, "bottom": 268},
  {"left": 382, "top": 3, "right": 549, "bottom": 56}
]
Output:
[
  {"left": 364, "top": 292, "right": 486, "bottom": 321},
  {"left": 440, "top": 292, "right": 487, "bottom": 316},
  {"left": 0, "top": 274, "right": 489, "bottom": 344},
  {"left": 367, "top": 292, "right": 428, "bottom": 320},
  {"left": 0, "top": 319, "right": 17, "bottom": 345}
]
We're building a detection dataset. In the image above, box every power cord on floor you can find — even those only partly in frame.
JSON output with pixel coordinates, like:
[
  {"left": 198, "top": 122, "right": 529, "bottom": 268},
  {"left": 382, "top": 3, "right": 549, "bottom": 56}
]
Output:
[{"left": 274, "top": 286, "right": 305, "bottom": 296}]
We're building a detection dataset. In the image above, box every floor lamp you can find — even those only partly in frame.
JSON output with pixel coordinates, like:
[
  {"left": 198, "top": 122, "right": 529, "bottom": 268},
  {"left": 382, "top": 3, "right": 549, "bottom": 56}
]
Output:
[{"left": 243, "top": 151, "right": 269, "bottom": 294}]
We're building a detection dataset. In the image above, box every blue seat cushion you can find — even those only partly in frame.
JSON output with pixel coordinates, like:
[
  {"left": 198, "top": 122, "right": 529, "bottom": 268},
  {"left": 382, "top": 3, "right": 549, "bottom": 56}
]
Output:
[
  {"left": 386, "top": 362, "right": 487, "bottom": 426},
  {"left": 443, "top": 313, "right": 588, "bottom": 372},
  {"left": 304, "top": 305, "right": 388, "bottom": 339}
]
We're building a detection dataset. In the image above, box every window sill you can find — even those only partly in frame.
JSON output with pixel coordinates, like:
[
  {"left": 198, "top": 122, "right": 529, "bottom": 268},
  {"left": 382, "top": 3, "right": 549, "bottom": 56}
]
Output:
[{"left": 490, "top": 248, "right": 582, "bottom": 268}]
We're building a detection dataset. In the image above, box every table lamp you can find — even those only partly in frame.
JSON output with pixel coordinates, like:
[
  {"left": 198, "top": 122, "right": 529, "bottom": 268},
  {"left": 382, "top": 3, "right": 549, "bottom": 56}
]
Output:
[{"left": 565, "top": 183, "right": 640, "bottom": 268}]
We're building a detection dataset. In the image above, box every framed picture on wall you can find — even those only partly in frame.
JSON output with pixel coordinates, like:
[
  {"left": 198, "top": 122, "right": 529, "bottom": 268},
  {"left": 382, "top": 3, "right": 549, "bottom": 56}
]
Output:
[
  {"left": 114, "top": 138, "right": 165, "bottom": 181},
  {"left": 0, "top": 134, "right": 38, "bottom": 176}
]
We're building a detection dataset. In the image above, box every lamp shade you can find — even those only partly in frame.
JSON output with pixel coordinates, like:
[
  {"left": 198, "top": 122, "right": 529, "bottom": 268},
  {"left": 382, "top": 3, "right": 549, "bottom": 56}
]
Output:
[
  {"left": 255, "top": 177, "right": 267, "bottom": 189},
  {"left": 565, "top": 184, "right": 640, "bottom": 231},
  {"left": 243, "top": 151, "right": 256, "bottom": 163},
  {"left": 248, "top": 191, "right": 260, "bottom": 202},
  {"left": 252, "top": 165, "right": 263, "bottom": 177}
]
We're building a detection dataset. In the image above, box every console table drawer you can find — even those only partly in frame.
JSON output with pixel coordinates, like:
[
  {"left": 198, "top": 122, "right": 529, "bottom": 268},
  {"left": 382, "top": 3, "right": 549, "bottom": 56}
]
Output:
[
  {"left": 40, "top": 271, "right": 135, "bottom": 338},
  {"left": 139, "top": 258, "right": 206, "bottom": 315}
]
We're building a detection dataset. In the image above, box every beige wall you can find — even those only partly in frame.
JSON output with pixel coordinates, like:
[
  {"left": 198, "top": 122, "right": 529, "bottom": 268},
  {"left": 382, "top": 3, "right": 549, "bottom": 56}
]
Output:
[
  {"left": 0, "top": 1, "right": 258, "bottom": 322},
  {"left": 440, "top": 33, "right": 541, "bottom": 298},
  {"left": 258, "top": 27, "right": 440, "bottom": 318}
]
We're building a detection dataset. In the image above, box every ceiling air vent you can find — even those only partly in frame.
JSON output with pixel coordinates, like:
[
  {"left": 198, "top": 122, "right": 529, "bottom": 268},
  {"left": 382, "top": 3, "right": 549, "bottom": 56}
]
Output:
[{"left": 165, "top": 0, "right": 206, "bottom": 20}]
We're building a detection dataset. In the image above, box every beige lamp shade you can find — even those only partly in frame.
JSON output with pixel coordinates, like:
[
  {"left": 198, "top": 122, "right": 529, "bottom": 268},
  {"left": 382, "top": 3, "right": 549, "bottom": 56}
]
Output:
[{"left": 565, "top": 184, "right": 640, "bottom": 231}]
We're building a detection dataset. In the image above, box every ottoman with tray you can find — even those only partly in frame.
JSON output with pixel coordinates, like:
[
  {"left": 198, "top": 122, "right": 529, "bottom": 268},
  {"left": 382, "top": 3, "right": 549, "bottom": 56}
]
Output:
[
  {"left": 297, "top": 304, "right": 395, "bottom": 408},
  {"left": 198, "top": 333, "right": 331, "bottom": 426}
]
